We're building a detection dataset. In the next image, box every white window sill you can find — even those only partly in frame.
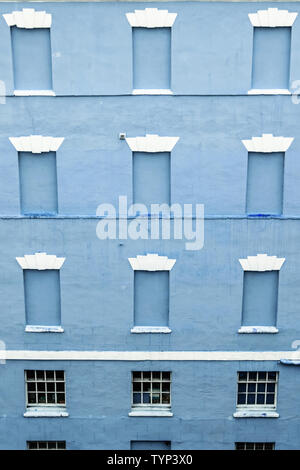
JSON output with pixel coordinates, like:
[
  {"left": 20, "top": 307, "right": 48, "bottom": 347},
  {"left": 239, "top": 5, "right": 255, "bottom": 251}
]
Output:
[
  {"left": 14, "top": 90, "right": 56, "bottom": 96},
  {"left": 24, "top": 407, "right": 68, "bottom": 418},
  {"left": 132, "top": 89, "right": 173, "bottom": 95},
  {"left": 234, "top": 409, "right": 279, "bottom": 418},
  {"left": 238, "top": 326, "right": 278, "bottom": 334},
  {"left": 128, "top": 409, "right": 173, "bottom": 418},
  {"left": 248, "top": 89, "right": 291, "bottom": 95},
  {"left": 25, "top": 325, "right": 64, "bottom": 333},
  {"left": 131, "top": 326, "right": 171, "bottom": 334}
]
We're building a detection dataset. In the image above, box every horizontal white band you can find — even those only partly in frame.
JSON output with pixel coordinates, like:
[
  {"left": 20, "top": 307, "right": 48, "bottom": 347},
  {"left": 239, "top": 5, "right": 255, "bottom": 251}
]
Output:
[
  {"left": 0, "top": 350, "right": 300, "bottom": 361},
  {"left": 14, "top": 90, "right": 55, "bottom": 96},
  {"left": 132, "top": 89, "right": 173, "bottom": 95},
  {"left": 248, "top": 89, "right": 291, "bottom": 95}
]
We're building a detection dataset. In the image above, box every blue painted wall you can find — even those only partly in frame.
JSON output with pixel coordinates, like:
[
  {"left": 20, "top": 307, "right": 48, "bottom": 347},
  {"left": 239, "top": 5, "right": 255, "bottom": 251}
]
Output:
[
  {"left": 0, "top": 360, "right": 299, "bottom": 449},
  {"left": 133, "top": 27, "right": 171, "bottom": 90},
  {"left": 0, "top": 0, "right": 300, "bottom": 450},
  {"left": 18, "top": 151, "right": 58, "bottom": 215},
  {"left": 131, "top": 440, "right": 171, "bottom": 449},
  {"left": 252, "top": 27, "right": 291, "bottom": 90},
  {"left": 242, "top": 271, "right": 278, "bottom": 326},
  {"left": 246, "top": 152, "right": 284, "bottom": 215},
  {"left": 11, "top": 27, "right": 53, "bottom": 90},
  {"left": 134, "top": 271, "right": 169, "bottom": 326},
  {"left": 24, "top": 270, "right": 61, "bottom": 326},
  {"left": 133, "top": 152, "right": 170, "bottom": 206}
]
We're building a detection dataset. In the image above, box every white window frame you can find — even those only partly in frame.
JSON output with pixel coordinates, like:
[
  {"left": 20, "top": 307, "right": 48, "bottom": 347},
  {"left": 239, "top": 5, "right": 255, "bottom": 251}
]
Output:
[
  {"left": 235, "top": 442, "right": 275, "bottom": 450},
  {"left": 129, "top": 371, "right": 173, "bottom": 417},
  {"left": 234, "top": 371, "right": 279, "bottom": 418},
  {"left": 24, "top": 370, "right": 68, "bottom": 418},
  {"left": 27, "top": 441, "right": 66, "bottom": 450}
]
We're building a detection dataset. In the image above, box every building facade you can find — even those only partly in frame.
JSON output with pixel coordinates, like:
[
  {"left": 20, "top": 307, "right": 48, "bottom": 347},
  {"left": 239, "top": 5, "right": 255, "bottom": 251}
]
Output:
[{"left": 0, "top": 0, "right": 300, "bottom": 450}]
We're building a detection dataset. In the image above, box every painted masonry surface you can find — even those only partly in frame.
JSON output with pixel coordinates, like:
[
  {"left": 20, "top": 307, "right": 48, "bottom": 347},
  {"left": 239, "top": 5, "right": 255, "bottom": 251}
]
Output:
[{"left": 1, "top": 0, "right": 300, "bottom": 449}]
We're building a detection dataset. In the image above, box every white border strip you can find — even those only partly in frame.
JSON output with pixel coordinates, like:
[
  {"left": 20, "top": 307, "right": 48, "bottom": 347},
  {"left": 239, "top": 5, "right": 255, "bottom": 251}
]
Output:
[
  {"left": 132, "top": 89, "right": 173, "bottom": 95},
  {"left": 248, "top": 89, "right": 291, "bottom": 95},
  {"left": 14, "top": 90, "right": 55, "bottom": 96},
  {"left": 1, "top": 350, "right": 300, "bottom": 361}
]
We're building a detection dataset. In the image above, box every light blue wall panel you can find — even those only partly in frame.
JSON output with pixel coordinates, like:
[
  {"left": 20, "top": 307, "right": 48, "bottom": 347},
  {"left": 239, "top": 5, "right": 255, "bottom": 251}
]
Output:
[
  {"left": 24, "top": 270, "right": 61, "bottom": 326},
  {"left": 134, "top": 271, "right": 169, "bottom": 326},
  {"left": 133, "top": 28, "right": 171, "bottom": 90},
  {"left": 133, "top": 152, "right": 170, "bottom": 206},
  {"left": 131, "top": 441, "right": 171, "bottom": 450},
  {"left": 0, "top": 360, "right": 299, "bottom": 449},
  {"left": 246, "top": 152, "right": 284, "bottom": 215},
  {"left": 11, "top": 27, "right": 53, "bottom": 90},
  {"left": 242, "top": 271, "right": 279, "bottom": 326},
  {"left": 252, "top": 27, "right": 291, "bottom": 89},
  {"left": 18, "top": 151, "right": 58, "bottom": 215}
]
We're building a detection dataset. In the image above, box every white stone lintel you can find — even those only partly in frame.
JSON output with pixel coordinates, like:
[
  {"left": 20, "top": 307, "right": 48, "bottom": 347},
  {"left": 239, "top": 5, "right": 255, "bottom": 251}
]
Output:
[
  {"left": 3, "top": 8, "right": 52, "bottom": 29},
  {"left": 248, "top": 8, "right": 297, "bottom": 27},
  {"left": 125, "top": 134, "right": 179, "bottom": 153},
  {"left": 242, "top": 134, "right": 294, "bottom": 153},
  {"left": 126, "top": 8, "right": 177, "bottom": 28},
  {"left": 128, "top": 253, "right": 176, "bottom": 271},
  {"left": 9, "top": 135, "right": 64, "bottom": 154},
  {"left": 16, "top": 252, "right": 65, "bottom": 270},
  {"left": 239, "top": 254, "right": 285, "bottom": 272}
]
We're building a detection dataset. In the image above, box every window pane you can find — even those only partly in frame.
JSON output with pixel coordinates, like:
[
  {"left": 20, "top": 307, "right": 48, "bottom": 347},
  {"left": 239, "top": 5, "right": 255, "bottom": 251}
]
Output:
[
  {"left": 26, "top": 371, "right": 35, "bottom": 381},
  {"left": 28, "top": 393, "right": 36, "bottom": 404},
  {"left": 162, "top": 372, "right": 171, "bottom": 381},
  {"left": 162, "top": 394, "right": 170, "bottom": 404},
  {"left": 266, "top": 394, "right": 275, "bottom": 404},
  {"left": 143, "top": 393, "right": 150, "bottom": 403},
  {"left": 238, "top": 372, "right": 247, "bottom": 381},
  {"left": 238, "top": 394, "right": 246, "bottom": 405},
  {"left": 55, "top": 371, "right": 64, "bottom": 381},
  {"left": 46, "top": 371, "right": 55, "bottom": 381},
  {"left": 257, "top": 394, "right": 265, "bottom": 404},
  {"left": 248, "top": 372, "right": 257, "bottom": 381},
  {"left": 133, "top": 393, "right": 141, "bottom": 404},
  {"left": 247, "top": 394, "right": 255, "bottom": 404},
  {"left": 36, "top": 371, "right": 45, "bottom": 380}
]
